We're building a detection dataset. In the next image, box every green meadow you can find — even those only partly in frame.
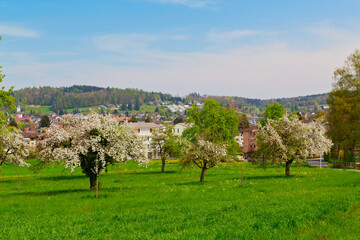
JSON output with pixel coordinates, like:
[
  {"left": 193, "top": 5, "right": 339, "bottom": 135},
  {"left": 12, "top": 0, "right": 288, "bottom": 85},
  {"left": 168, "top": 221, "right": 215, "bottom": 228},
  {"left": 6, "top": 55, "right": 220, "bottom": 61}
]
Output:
[{"left": 0, "top": 160, "right": 359, "bottom": 239}]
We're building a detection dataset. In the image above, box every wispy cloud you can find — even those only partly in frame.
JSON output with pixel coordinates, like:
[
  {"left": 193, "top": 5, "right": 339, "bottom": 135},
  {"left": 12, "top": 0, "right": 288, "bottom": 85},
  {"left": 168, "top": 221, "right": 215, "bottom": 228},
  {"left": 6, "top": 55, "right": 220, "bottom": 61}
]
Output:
[
  {"left": 207, "top": 30, "right": 261, "bottom": 42},
  {"left": 142, "top": 0, "right": 215, "bottom": 8},
  {"left": 93, "top": 34, "right": 158, "bottom": 52},
  {"left": 5, "top": 25, "right": 360, "bottom": 99},
  {"left": 171, "top": 34, "right": 188, "bottom": 40},
  {"left": 0, "top": 24, "right": 39, "bottom": 38}
]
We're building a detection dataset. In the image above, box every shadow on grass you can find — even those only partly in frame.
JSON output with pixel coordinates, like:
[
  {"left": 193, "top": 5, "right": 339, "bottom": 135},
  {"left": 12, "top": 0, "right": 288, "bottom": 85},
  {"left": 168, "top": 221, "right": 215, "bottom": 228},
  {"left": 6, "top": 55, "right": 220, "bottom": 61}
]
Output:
[
  {"left": 122, "top": 170, "right": 177, "bottom": 175},
  {"left": 38, "top": 175, "right": 86, "bottom": 181},
  {"left": 231, "top": 174, "right": 304, "bottom": 181},
  {"left": 0, "top": 179, "right": 21, "bottom": 183},
  {"left": 9, "top": 186, "right": 128, "bottom": 197}
]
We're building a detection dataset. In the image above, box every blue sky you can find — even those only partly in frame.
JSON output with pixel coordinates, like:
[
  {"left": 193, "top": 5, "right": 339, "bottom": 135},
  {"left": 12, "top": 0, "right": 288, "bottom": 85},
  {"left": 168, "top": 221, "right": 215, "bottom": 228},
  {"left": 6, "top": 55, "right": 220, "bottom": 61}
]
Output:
[{"left": 0, "top": 0, "right": 359, "bottom": 99}]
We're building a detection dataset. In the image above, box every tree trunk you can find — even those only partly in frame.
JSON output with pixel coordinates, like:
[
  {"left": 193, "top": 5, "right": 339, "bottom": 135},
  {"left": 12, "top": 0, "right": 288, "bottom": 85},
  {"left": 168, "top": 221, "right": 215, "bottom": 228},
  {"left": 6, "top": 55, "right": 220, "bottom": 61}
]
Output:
[
  {"left": 200, "top": 163, "right": 207, "bottom": 182},
  {"left": 285, "top": 159, "right": 293, "bottom": 176},
  {"left": 89, "top": 174, "right": 97, "bottom": 190},
  {"left": 161, "top": 156, "right": 166, "bottom": 173}
]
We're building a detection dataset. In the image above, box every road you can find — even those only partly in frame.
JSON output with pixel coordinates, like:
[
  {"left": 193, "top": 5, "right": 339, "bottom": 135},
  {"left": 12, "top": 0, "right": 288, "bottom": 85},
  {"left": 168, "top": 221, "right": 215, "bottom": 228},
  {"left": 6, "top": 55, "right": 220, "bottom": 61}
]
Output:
[{"left": 308, "top": 159, "right": 328, "bottom": 168}]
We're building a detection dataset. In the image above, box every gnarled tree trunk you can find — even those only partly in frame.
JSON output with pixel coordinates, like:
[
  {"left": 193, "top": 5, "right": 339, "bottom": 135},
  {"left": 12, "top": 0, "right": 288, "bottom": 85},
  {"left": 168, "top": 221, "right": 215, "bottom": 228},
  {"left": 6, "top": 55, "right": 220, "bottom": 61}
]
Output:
[
  {"left": 161, "top": 156, "right": 166, "bottom": 172},
  {"left": 285, "top": 159, "right": 294, "bottom": 176},
  {"left": 200, "top": 163, "right": 207, "bottom": 182},
  {"left": 89, "top": 174, "right": 97, "bottom": 190}
]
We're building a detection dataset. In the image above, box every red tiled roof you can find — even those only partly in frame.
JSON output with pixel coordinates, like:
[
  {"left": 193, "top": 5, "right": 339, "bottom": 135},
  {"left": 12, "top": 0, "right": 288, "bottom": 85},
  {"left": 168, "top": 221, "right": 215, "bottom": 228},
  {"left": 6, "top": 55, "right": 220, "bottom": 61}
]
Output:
[{"left": 242, "top": 126, "right": 258, "bottom": 132}]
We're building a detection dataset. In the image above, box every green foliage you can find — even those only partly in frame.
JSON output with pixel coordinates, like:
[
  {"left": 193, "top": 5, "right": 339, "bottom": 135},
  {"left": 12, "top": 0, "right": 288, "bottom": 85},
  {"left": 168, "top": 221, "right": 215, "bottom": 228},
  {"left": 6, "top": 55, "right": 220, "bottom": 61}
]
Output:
[
  {"left": 0, "top": 65, "right": 16, "bottom": 125},
  {"left": 238, "top": 113, "right": 250, "bottom": 132},
  {"left": 129, "top": 115, "right": 137, "bottom": 123},
  {"left": 8, "top": 118, "right": 18, "bottom": 128},
  {"left": 0, "top": 161, "right": 359, "bottom": 239},
  {"left": 184, "top": 98, "right": 240, "bottom": 155},
  {"left": 314, "top": 110, "right": 326, "bottom": 121},
  {"left": 260, "top": 102, "right": 286, "bottom": 125},
  {"left": 151, "top": 126, "right": 187, "bottom": 172},
  {"left": 135, "top": 98, "right": 140, "bottom": 111},
  {"left": 173, "top": 116, "right": 184, "bottom": 124},
  {"left": 328, "top": 49, "right": 360, "bottom": 160},
  {"left": 14, "top": 85, "right": 176, "bottom": 111},
  {"left": 40, "top": 115, "right": 50, "bottom": 128}
]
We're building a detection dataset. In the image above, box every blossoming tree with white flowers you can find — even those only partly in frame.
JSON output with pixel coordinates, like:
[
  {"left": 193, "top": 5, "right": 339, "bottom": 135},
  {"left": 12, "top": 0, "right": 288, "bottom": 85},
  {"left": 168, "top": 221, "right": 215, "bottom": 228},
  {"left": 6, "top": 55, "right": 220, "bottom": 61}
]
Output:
[
  {"left": 0, "top": 46, "right": 28, "bottom": 168},
  {"left": 37, "top": 112, "right": 148, "bottom": 196},
  {"left": 0, "top": 127, "right": 29, "bottom": 167},
  {"left": 182, "top": 139, "right": 228, "bottom": 182},
  {"left": 256, "top": 114, "right": 332, "bottom": 176}
]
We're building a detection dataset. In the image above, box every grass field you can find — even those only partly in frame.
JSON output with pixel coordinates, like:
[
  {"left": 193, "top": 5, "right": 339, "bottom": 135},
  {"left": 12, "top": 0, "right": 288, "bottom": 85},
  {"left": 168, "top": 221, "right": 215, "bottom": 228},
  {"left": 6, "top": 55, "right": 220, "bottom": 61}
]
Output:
[
  {"left": 0, "top": 160, "right": 359, "bottom": 239},
  {"left": 26, "top": 105, "right": 53, "bottom": 115}
]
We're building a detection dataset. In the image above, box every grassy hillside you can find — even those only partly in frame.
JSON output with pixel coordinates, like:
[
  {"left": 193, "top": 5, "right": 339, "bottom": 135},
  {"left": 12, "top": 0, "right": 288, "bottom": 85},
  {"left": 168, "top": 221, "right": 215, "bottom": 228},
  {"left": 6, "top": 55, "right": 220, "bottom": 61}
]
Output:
[{"left": 0, "top": 161, "right": 359, "bottom": 239}]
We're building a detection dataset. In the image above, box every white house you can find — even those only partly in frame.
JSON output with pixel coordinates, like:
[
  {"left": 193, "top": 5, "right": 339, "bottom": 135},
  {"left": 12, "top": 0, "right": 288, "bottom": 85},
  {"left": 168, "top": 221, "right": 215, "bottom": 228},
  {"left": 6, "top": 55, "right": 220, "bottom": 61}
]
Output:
[
  {"left": 127, "top": 122, "right": 161, "bottom": 159},
  {"left": 172, "top": 123, "right": 187, "bottom": 136}
]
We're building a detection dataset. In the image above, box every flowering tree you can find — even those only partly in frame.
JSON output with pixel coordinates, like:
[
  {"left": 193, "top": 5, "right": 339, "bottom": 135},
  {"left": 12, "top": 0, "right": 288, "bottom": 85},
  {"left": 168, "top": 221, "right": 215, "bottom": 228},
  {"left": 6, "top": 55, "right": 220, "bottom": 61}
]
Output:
[
  {"left": 151, "top": 126, "right": 186, "bottom": 172},
  {"left": 0, "top": 127, "right": 29, "bottom": 167},
  {"left": 37, "top": 112, "right": 148, "bottom": 195},
  {"left": 0, "top": 47, "right": 26, "bottom": 167},
  {"left": 256, "top": 114, "right": 332, "bottom": 176},
  {"left": 182, "top": 139, "right": 228, "bottom": 182}
]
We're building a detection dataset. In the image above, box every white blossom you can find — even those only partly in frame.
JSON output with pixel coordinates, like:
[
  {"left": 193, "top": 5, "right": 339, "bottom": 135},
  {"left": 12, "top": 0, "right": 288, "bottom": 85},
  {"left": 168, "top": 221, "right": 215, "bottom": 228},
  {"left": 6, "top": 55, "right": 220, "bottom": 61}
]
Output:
[
  {"left": 0, "top": 127, "right": 29, "bottom": 167},
  {"left": 183, "top": 139, "right": 228, "bottom": 169},
  {"left": 38, "top": 111, "right": 148, "bottom": 173},
  {"left": 257, "top": 114, "right": 332, "bottom": 163}
]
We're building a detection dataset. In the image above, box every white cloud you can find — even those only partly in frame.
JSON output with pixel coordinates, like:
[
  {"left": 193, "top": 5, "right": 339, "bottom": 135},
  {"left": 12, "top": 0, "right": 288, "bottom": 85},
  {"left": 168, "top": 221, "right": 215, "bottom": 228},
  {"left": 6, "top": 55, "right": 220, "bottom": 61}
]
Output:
[
  {"left": 0, "top": 24, "right": 39, "bottom": 38},
  {"left": 5, "top": 42, "right": 355, "bottom": 99},
  {"left": 93, "top": 34, "right": 158, "bottom": 52},
  {"left": 208, "top": 30, "right": 261, "bottom": 42},
  {"left": 4, "top": 25, "right": 360, "bottom": 99},
  {"left": 171, "top": 34, "right": 188, "bottom": 40}
]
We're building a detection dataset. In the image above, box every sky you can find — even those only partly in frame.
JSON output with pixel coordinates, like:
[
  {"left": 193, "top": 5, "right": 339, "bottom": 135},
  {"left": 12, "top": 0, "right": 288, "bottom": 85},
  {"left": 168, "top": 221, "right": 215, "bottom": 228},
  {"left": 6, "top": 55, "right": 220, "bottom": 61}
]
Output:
[{"left": 0, "top": 0, "right": 359, "bottom": 99}]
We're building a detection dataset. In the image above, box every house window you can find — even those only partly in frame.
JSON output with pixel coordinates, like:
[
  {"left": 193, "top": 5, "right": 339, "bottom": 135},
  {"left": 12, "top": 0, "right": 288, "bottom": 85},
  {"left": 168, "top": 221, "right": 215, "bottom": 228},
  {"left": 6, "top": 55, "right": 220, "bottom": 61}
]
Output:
[
  {"left": 250, "top": 145, "right": 252, "bottom": 148},
  {"left": 137, "top": 129, "right": 140, "bottom": 133},
  {"left": 150, "top": 128, "right": 152, "bottom": 133},
  {"left": 177, "top": 129, "right": 179, "bottom": 133}
]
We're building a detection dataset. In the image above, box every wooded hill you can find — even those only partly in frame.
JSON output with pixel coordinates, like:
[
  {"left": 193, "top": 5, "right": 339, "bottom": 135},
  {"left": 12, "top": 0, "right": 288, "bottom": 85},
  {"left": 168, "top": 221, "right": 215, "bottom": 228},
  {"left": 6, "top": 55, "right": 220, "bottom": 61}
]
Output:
[
  {"left": 14, "top": 86, "right": 180, "bottom": 113},
  {"left": 13, "top": 85, "right": 328, "bottom": 114}
]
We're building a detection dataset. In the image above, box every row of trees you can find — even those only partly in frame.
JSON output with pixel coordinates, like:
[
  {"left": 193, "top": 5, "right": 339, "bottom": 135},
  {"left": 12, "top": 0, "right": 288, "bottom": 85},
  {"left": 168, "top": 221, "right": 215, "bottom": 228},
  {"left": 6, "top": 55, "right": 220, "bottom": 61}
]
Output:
[
  {"left": 1, "top": 95, "right": 333, "bottom": 193},
  {"left": 187, "top": 93, "right": 328, "bottom": 112}
]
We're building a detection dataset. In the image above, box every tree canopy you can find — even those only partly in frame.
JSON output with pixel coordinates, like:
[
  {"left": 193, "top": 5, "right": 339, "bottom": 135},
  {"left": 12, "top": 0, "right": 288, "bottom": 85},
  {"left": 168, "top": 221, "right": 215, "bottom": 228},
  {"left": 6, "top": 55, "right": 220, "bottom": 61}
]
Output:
[
  {"left": 182, "top": 139, "right": 228, "bottom": 182},
  {"left": 183, "top": 98, "right": 240, "bottom": 155},
  {"left": 40, "top": 115, "right": 51, "bottom": 128},
  {"left": 327, "top": 49, "right": 360, "bottom": 160},
  {"left": 37, "top": 112, "right": 148, "bottom": 194},
  {"left": 151, "top": 126, "right": 186, "bottom": 172},
  {"left": 260, "top": 102, "right": 286, "bottom": 125},
  {"left": 256, "top": 115, "right": 332, "bottom": 176}
]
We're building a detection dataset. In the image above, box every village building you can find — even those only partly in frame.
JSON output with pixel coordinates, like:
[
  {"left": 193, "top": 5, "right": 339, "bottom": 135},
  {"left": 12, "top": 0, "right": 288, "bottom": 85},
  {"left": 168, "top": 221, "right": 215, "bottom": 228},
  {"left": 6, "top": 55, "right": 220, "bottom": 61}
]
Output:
[
  {"left": 127, "top": 122, "right": 162, "bottom": 159},
  {"left": 172, "top": 123, "right": 187, "bottom": 136},
  {"left": 242, "top": 126, "right": 258, "bottom": 154}
]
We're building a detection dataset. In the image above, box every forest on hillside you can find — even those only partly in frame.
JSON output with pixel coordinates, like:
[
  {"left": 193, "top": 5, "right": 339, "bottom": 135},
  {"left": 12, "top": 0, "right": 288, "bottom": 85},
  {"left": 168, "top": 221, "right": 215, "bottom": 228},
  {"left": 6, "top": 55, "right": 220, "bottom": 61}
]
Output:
[
  {"left": 13, "top": 85, "right": 328, "bottom": 115},
  {"left": 14, "top": 85, "right": 180, "bottom": 113}
]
